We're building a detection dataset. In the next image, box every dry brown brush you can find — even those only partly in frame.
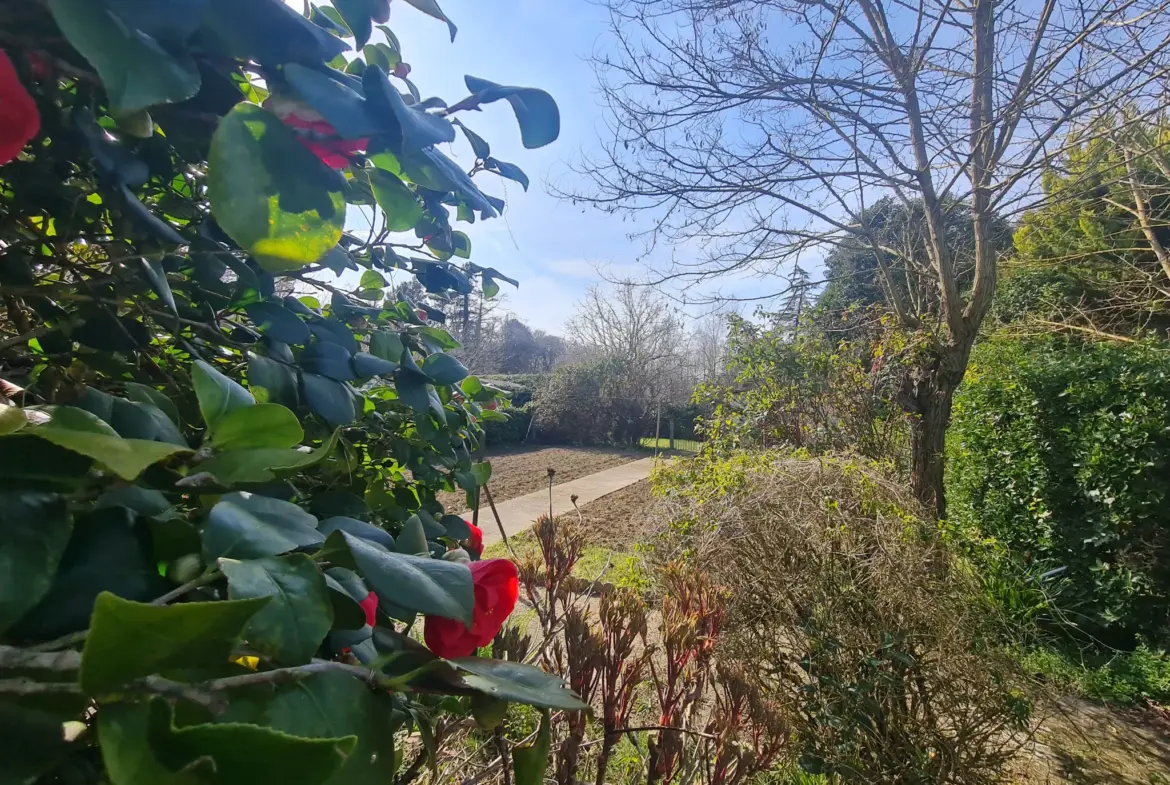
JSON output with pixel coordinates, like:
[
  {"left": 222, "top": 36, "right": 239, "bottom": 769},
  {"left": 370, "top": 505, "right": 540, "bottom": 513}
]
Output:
[{"left": 659, "top": 455, "right": 1036, "bottom": 785}]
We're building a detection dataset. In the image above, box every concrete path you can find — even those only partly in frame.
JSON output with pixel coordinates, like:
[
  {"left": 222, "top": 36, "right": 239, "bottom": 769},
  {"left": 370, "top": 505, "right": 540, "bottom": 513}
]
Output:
[{"left": 461, "top": 457, "right": 660, "bottom": 546}]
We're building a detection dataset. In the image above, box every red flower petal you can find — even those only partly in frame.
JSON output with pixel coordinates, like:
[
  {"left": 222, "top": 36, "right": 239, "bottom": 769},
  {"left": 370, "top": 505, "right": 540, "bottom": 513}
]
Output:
[
  {"left": 424, "top": 559, "right": 519, "bottom": 658},
  {"left": 358, "top": 591, "right": 379, "bottom": 627},
  {"left": 0, "top": 50, "right": 40, "bottom": 165},
  {"left": 465, "top": 521, "right": 484, "bottom": 557}
]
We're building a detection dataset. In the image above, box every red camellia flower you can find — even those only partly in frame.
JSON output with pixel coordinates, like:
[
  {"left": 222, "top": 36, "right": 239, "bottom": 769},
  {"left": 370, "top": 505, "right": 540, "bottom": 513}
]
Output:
[
  {"left": 359, "top": 591, "right": 378, "bottom": 627},
  {"left": 424, "top": 559, "right": 518, "bottom": 658},
  {"left": 0, "top": 50, "right": 40, "bottom": 165},
  {"left": 465, "top": 521, "right": 484, "bottom": 557},
  {"left": 264, "top": 94, "right": 367, "bottom": 170}
]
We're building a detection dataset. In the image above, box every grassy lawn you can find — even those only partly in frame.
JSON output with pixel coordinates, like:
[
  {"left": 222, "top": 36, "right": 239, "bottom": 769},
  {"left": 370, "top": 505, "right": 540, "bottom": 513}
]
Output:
[{"left": 638, "top": 437, "right": 702, "bottom": 452}]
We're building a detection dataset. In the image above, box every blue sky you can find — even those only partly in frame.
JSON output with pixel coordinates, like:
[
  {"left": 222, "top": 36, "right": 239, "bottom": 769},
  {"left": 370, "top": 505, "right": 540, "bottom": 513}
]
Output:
[{"left": 292, "top": 0, "right": 667, "bottom": 334}]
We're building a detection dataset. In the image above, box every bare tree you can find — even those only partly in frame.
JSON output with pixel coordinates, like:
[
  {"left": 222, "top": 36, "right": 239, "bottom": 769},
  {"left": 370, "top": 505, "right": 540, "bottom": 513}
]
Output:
[
  {"left": 573, "top": 0, "right": 1170, "bottom": 514},
  {"left": 567, "top": 283, "right": 690, "bottom": 403},
  {"left": 689, "top": 309, "right": 733, "bottom": 383}
]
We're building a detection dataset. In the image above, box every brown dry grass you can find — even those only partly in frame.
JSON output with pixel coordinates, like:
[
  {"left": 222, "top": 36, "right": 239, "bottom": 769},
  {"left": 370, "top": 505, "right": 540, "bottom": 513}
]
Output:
[{"left": 435, "top": 446, "right": 641, "bottom": 512}]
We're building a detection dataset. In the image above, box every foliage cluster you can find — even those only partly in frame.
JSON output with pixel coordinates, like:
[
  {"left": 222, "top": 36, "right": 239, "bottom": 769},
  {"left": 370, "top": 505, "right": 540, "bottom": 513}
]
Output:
[
  {"left": 948, "top": 334, "right": 1170, "bottom": 646},
  {"left": 1015, "top": 643, "right": 1170, "bottom": 706},
  {"left": 531, "top": 358, "right": 649, "bottom": 446},
  {"left": 654, "top": 452, "right": 1033, "bottom": 784},
  {"left": 694, "top": 308, "right": 909, "bottom": 468},
  {"left": 0, "top": 2, "right": 585, "bottom": 783}
]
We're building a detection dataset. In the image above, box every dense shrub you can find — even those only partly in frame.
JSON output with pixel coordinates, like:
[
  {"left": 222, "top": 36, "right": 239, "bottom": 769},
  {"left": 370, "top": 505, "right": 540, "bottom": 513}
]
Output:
[
  {"left": 948, "top": 335, "right": 1170, "bottom": 645},
  {"left": 657, "top": 453, "right": 1033, "bottom": 784},
  {"left": 532, "top": 360, "right": 647, "bottom": 445},
  {"left": 482, "top": 402, "right": 533, "bottom": 446}
]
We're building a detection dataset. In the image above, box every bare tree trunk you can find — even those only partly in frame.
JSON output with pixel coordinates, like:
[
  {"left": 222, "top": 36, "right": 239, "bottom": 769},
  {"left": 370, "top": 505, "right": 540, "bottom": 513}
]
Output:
[{"left": 901, "top": 347, "right": 968, "bottom": 519}]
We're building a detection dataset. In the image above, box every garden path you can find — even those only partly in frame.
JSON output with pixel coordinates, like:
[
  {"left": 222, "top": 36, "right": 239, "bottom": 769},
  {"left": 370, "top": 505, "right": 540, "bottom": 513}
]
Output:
[{"left": 460, "top": 456, "right": 660, "bottom": 546}]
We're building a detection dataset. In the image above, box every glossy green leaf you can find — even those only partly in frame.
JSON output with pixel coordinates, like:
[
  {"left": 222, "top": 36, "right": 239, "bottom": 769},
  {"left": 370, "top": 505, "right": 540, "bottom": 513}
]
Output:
[
  {"left": 8, "top": 507, "right": 162, "bottom": 641},
  {"left": 421, "top": 352, "right": 468, "bottom": 385},
  {"left": 221, "top": 671, "right": 395, "bottom": 785},
  {"left": 352, "top": 352, "right": 397, "bottom": 378},
  {"left": 370, "top": 331, "right": 405, "bottom": 363},
  {"left": 369, "top": 169, "right": 424, "bottom": 232},
  {"left": 148, "top": 699, "right": 355, "bottom": 785},
  {"left": 246, "top": 301, "right": 312, "bottom": 346},
  {"left": 80, "top": 592, "right": 269, "bottom": 694},
  {"left": 341, "top": 533, "right": 473, "bottom": 624},
  {"left": 301, "top": 341, "right": 358, "bottom": 381},
  {"left": 123, "top": 382, "right": 181, "bottom": 426},
  {"left": 96, "top": 486, "right": 173, "bottom": 518},
  {"left": 140, "top": 257, "right": 178, "bottom": 313},
  {"left": 302, "top": 373, "right": 357, "bottom": 427},
  {"left": 400, "top": 0, "right": 457, "bottom": 41},
  {"left": 193, "top": 360, "right": 255, "bottom": 432},
  {"left": 248, "top": 354, "right": 299, "bottom": 408},
  {"left": 484, "top": 157, "right": 530, "bottom": 191},
  {"left": 454, "top": 120, "right": 490, "bottom": 159},
  {"left": 98, "top": 702, "right": 211, "bottom": 785},
  {"left": 318, "top": 517, "right": 395, "bottom": 550},
  {"left": 47, "top": 0, "right": 201, "bottom": 115},
  {"left": 202, "top": 492, "right": 324, "bottom": 562},
  {"left": 452, "top": 658, "right": 588, "bottom": 710},
  {"left": 394, "top": 515, "right": 429, "bottom": 555},
  {"left": 441, "top": 514, "right": 472, "bottom": 540},
  {"left": 195, "top": 429, "right": 340, "bottom": 487},
  {"left": 210, "top": 403, "right": 303, "bottom": 451},
  {"left": 512, "top": 710, "right": 550, "bottom": 785},
  {"left": 220, "top": 554, "right": 333, "bottom": 665},
  {"left": 0, "top": 493, "right": 72, "bottom": 635},
  {"left": 461, "top": 76, "right": 560, "bottom": 149},
  {"left": 208, "top": 103, "right": 346, "bottom": 272},
  {"left": 283, "top": 63, "right": 379, "bottom": 138},
  {"left": 28, "top": 406, "right": 189, "bottom": 481},
  {"left": 451, "top": 230, "right": 471, "bottom": 259}
]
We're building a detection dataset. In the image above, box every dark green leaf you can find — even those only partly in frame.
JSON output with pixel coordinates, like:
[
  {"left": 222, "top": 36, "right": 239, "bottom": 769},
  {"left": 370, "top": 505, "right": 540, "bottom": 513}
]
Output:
[
  {"left": 370, "top": 331, "right": 405, "bottom": 363},
  {"left": 47, "top": 0, "right": 201, "bottom": 115},
  {"left": 208, "top": 103, "right": 346, "bottom": 273},
  {"left": 512, "top": 710, "right": 550, "bottom": 785},
  {"left": 140, "top": 257, "right": 178, "bottom": 313},
  {"left": 319, "top": 517, "right": 395, "bottom": 550},
  {"left": 394, "top": 515, "right": 430, "bottom": 555},
  {"left": 283, "top": 63, "right": 380, "bottom": 138},
  {"left": 421, "top": 353, "right": 468, "bottom": 385},
  {"left": 460, "top": 76, "right": 560, "bottom": 149},
  {"left": 301, "top": 341, "right": 358, "bottom": 381},
  {"left": 220, "top": 554, "right": 333, "bottom": 665},
  {"left": 248, "top": 354, "right": 299, "bottom": 408},
  {"left": 74, "top": 312, "right": 149, "bottom": 351},
  {"left": 200, "top": 0, "right": 349, "bottom": 67},
  {"left": 309, "top": 319, "right": 359, "bottom": 354},
  {"left": 8, "top": 507, "right": 161, "bottom": 641},
  {"left": 323, "top": 569, "right": 368, "bottom": 630},
  {"left": 342, "top": 533, "right": 473, "bottom": 624},
  {"left": 193, "top": 360, "right": 255, "bottom": 432},
  {"left": 0, "top": 700, "right": 85, "bottom": 785},
  {"left": 96, "top": 487, "right": 173, "bottom": 518},
  {"left": 221, "top": 671, "right": 395, "bottom": 785},
  {"left": 369, "top": 169, "right": 424, "bottom": 232},
  {"left": 484, "top": 157, "right": 530, "bottom": 191},
  {"left": 302, "top": 373, "right": 357, "bottom": 427},
  {"left": 211, "top": 403, "right": 304, "bottom": 451},
  {"left": 148, "top": 699, "right": 355, "bottom": 785},
  {"left": 451, "top": 230, "right": 471, "bottom": 259},
  {"left": 246, "top": 301, "right": 312, "bottom": 346},
  {"left": 454, "top": 120, "right": 490, "bottom": 159},
  {"left": 352, "top": 351, "right": 397, "bottom": 378},
  {"left": 400, "top": 0, "right": 457, "bottom": 41},
  {"left": 80, "top": 592, "right": 269, "bottom": 694},
  {"left": 441, "top": 515, "right": 472, "bottom": 540},
  {"left": 27, "top": 406, "right": 189, "bottom": 481},
  {"left": 123, "top": 382, "right": 181, "bottom": 426},
  {"left": 362, "top": 65, "right": 455, "bottom": 150},
  {"left": 452, "top": 658, "right": 588, "bottom": 710},
  {"left": 195, "top": 428, "right": 340, "bottom": 487},
  {"left": 0, "top": 494, "right": 71, "bottom": 635},
  {"left": 202, "top": 492, "right": 324, "bottom": 562},
  {"left": 333, "top": 0, "right": 373, "bottom": 48}
]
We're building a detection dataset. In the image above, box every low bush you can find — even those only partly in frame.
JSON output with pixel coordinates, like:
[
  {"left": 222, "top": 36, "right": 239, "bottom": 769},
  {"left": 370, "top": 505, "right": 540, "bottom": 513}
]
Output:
[
  {"left": 657, "top": 453, "right": 1034, "bottom": 785},
  {"left": 532, "top": 360, "right": 648, "bottom": 445},
  {"left": 1017, "top": 644, "right": 1170, "bottom": 706},
  {"left": 482, "top": 402, "right": 534, "bottom": 446},
  {"left": 948, "top": 335, "right": 1170, "bottom": 646}
]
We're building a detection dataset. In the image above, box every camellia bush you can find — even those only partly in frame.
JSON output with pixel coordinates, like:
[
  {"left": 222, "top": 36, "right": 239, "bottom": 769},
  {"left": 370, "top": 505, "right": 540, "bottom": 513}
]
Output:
[{"left": 0, "top": 1, "right": 585, "bottom": 783}]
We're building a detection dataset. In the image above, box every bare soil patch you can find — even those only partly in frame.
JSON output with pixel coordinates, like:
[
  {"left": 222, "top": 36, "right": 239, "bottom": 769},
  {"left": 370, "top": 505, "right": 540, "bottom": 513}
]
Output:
[{"left": 436, "top": 446, "right": 642, "bottom": 512}]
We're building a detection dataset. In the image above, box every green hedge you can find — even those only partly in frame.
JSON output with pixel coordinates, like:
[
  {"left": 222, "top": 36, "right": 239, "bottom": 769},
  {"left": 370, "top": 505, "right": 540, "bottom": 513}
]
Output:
[{"left": 948, "top": 336, "right": 1170, "bottom": 645}]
